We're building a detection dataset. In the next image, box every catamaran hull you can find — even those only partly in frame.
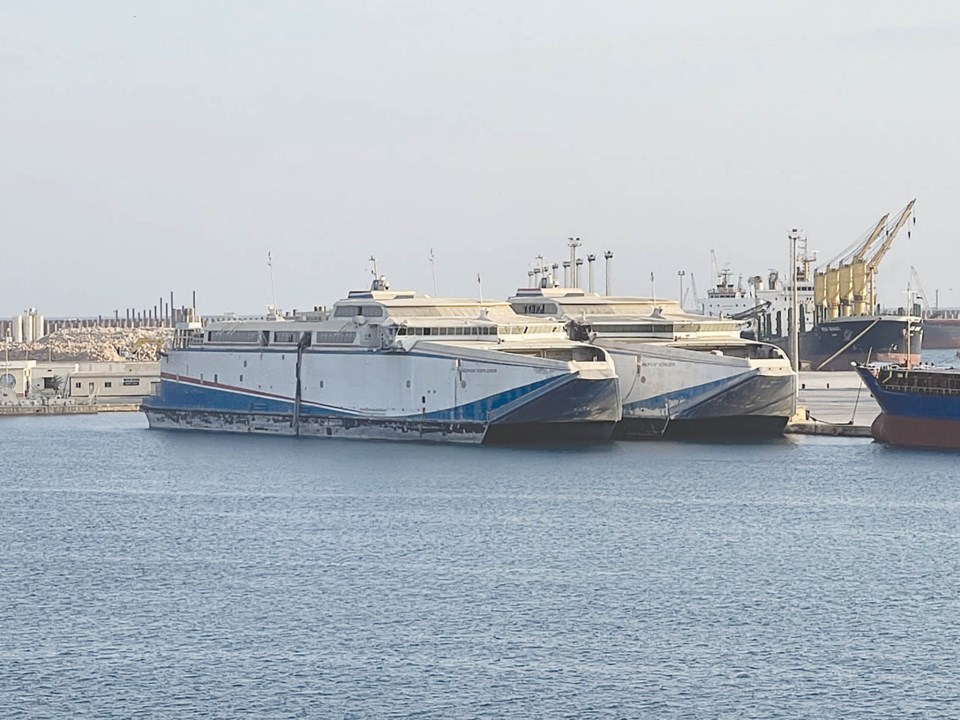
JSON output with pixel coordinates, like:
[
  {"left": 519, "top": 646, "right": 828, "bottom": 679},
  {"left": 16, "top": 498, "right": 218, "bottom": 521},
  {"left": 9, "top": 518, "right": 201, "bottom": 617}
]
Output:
[
  {"left": 614, "top": 377, "right": 794, "bottom": 439},
  {"left": 603, "top": 345, "right": 796, "bottom": 440},
  {"left": 485, "top": 375, "right": 620, "bottom": 442},
  {"left": 143, "top": 368, "right": 621, "bottom": 445}
]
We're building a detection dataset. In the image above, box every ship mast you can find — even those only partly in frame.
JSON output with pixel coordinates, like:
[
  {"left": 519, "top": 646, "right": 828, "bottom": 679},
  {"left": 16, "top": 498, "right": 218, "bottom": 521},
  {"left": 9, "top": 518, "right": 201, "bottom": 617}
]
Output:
[
  {"left": 267, "top": 251, "right": 280, "bottom": 319},
  {"left": 789, "top": 229, "right": 801, "bottom": 373}
]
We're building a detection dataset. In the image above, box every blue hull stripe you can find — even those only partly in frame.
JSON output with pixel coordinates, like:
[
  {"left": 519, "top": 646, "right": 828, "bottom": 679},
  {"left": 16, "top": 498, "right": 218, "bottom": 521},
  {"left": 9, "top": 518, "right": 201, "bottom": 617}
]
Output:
[
  {"left": 145, "top": 374, "right": 565, "bottom": 423},
  {"left": 623, "top": 372, "right": 753, "bottom": 414}
]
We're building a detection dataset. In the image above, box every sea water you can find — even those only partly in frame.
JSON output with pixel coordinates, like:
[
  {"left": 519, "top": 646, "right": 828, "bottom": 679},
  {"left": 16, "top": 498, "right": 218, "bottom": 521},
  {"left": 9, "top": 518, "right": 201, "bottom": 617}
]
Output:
[{"left": 2, "top": 413, "right": 959, "bottom": 718}]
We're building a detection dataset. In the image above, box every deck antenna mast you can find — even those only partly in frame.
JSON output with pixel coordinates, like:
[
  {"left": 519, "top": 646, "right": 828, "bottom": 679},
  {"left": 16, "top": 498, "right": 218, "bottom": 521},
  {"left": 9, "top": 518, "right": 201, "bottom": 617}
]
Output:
[
  {"left": 788, "top": 228, "right": 802, "bottom": 373},
  {"left": 267, "top": 251, "right": 281, "bottom": 319},
  {"left": 476, "top": 272, "right": 489, "bottom": 319},
  {"left": 429, "top": 249, "right": 438, "bottom": 296},
  {"left": 368, "top": 255, "right": 390, "bottom": 291}
]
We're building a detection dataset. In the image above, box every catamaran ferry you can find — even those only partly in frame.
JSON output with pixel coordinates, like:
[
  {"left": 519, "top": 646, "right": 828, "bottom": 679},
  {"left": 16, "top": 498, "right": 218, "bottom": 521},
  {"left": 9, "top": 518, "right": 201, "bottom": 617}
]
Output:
[
  {"left": 143, "top": 282, "right": 621, "bottom": 443},
  {"left": 509, "top": 288, "right": 797, "bottom": 438}
]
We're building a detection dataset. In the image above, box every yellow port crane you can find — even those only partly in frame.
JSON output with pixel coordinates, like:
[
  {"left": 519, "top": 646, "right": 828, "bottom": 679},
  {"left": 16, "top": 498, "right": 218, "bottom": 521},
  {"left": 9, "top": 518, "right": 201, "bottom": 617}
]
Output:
[{"left": 813, "top": 200, "right": 916, "bottom": 319}]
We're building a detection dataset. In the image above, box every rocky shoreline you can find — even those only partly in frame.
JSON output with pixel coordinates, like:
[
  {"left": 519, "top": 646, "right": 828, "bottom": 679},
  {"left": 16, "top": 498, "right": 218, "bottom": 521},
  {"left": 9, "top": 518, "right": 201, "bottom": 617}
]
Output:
[{"left": 2, "top": 327, "right": 173, "bottom": 363}]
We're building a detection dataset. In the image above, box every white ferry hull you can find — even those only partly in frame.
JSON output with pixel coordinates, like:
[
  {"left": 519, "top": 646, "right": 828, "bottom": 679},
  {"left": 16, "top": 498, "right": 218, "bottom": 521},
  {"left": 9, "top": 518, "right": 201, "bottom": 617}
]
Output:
[
  {"left": 602, "top": 343, "right": 796, "bottom": 439},
  {"left": 143, "top": 347, "right": 620, "bottom": 444}
]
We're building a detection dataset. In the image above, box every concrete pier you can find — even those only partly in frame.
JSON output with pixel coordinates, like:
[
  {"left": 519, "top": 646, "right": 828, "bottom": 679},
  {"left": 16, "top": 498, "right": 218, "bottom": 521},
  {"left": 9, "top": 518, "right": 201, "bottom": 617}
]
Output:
[
  {"left": 787, "top": 371, "right": 878, "bottom": 437},
  {"left": 0, "top": 402, "right": 141, "bottom": 416}
]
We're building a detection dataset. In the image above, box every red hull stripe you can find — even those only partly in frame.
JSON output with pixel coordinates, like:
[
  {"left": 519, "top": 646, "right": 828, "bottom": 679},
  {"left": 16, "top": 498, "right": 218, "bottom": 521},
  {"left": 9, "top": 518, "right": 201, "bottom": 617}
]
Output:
[{"left": 872, "top": 414, "right": 960, "bottom": 449}]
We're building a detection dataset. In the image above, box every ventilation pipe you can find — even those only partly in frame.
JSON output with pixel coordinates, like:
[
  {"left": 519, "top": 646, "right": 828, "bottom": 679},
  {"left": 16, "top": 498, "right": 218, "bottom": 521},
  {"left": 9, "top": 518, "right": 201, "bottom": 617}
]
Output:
[
  {"left": 587, "top": 254, "right": 596, "bottom": 293},
  {"left": 604, "top": 251, "right": 614, "bottom": 296},
  {"left": 567, "top": 237, "right": 581, "bottom": 287},
  {"left": 562, "top": 261, "right": 571, "bottom": 288}
]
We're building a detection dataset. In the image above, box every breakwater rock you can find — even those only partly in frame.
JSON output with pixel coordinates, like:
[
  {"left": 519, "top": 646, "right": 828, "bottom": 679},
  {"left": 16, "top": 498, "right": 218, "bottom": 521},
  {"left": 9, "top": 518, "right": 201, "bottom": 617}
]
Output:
[{"left": 3, "top": 327, "right": 173, "bottom": 362}]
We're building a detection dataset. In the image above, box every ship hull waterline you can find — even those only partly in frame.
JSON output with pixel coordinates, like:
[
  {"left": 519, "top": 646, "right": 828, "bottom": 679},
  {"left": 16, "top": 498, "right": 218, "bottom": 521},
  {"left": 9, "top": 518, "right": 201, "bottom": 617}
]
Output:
[{"left": 870, "top": 413, "right": 960, "bottom": 451}]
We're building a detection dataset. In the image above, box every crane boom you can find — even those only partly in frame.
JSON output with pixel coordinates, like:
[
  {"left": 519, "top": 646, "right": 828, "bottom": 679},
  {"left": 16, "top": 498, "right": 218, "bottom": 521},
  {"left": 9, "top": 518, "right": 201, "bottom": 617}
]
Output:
[
  {"left": 866, "top": 199, "right": 916, "bottom": 270},
  {"left": 852, "top": 214, "right": 891, "bottom": 262},
  {"left": 861, "top": 199, "right": 916, "bottom": 314},
  {"left": 909, "top": 265, "right": 929, "bottom": 317},
  {"left": 689, "top": 272, "right": 700, "bottom": 313}
]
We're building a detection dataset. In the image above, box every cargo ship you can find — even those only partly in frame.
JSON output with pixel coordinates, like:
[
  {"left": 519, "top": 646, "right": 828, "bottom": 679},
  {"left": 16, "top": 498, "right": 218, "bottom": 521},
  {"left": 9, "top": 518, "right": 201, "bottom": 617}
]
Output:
[
  {"left": 701, "top": 201, "right": 922, "bottom": 370},
  {"left": 855, "top": 363, "right": 960, "bottom": 450},
  {"left": 143, "top": 276, "right": 622, "bottom": 444},
  {"left": 920, "top": 311, "right": 960, "bottom": 349}
]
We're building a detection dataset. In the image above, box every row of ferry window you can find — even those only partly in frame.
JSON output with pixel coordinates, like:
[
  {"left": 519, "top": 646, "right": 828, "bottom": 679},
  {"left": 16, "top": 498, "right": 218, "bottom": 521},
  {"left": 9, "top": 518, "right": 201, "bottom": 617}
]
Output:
[
  {"left": 206, "top": 325, "right": 560, "bottom": 344},
  {"left": 395, "top": 325, "right": 559, "bottom": 336},
  {"left": 206, "top": 330, "right": 358, "bottom": 345},
  {"left": 333, "top": 305, "right": 384, "bottom": 318},
  {"left": 397, "top": 326, "right": 495, "bottom": 336}
]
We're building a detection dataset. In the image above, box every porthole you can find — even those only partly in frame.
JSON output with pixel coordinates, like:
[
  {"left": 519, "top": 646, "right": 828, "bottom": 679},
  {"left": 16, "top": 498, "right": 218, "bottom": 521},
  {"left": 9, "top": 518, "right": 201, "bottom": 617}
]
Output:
[
  {"left": 320, "top": 380, "right": 324, "bottom": 388},
  {"left": 461, "top": 380, "right": 467, "bottom": 389},
  {"left": 239, "top": 374, "right": 243, "bottom": 382},
  {"left": 640, "top": 376, "right": 647, "bottom": 384},
  {"left": 406, "top": 380, "right": 411, "bottom": 388}
]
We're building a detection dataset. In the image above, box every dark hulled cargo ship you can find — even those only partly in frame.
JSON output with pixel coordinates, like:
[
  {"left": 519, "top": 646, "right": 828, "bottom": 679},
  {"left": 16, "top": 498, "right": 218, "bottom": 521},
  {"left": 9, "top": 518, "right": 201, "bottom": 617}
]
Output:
[
  {"left": 921, "top": 312, "right": 960, "bottom": 349},
  {"left": 701, "top": 201, "right": 921, "bottom": 370},
  {"left": 855, "top": 364, "right": 960, "bottom": 449},
  {"left": 766, "top": 315, "right": 922, "bottom": 371}
]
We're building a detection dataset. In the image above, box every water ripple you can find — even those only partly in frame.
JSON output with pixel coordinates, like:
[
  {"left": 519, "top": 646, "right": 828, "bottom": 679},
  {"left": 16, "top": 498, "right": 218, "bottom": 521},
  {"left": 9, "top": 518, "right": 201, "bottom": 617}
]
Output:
[{"left": 1, "top": 414, "right": 959, "bottom": 717}]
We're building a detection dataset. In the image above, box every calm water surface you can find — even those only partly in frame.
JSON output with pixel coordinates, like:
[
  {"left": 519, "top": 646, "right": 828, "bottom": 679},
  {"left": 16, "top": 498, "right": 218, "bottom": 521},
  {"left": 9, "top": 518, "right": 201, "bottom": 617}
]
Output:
[{"left": 2, "top": 414, "right": 959, "bottom": 718}]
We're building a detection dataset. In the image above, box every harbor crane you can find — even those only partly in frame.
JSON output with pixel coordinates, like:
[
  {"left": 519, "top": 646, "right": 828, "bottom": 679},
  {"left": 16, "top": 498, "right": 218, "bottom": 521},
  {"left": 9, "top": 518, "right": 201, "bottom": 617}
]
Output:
[
  {"left": 909, "top": 265, "right": 930, "bottom": 317},
  {"left": 813, "top": 200, "right": 916, "bottom": 319},
  {"left": 688, "top": 272, "right": 699, "bottom": 313}
]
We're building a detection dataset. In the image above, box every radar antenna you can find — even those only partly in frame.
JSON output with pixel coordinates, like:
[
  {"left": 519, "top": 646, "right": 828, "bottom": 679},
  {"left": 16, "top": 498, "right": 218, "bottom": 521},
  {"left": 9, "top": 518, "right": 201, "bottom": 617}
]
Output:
[{"left": 368, "top": 255, "right": 390, "bottom": 291}]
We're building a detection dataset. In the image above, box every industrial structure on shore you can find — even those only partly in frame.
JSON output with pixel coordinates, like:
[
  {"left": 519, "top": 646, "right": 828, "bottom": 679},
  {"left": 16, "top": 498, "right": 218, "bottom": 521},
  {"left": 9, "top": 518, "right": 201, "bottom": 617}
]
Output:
[{"left": 0, "top": 360, "right": 159, "bottom": 406}]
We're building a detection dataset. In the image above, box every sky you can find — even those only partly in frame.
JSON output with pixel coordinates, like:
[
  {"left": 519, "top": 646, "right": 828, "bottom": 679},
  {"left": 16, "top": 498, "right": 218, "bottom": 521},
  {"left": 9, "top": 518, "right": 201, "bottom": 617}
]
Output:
[{"left": 2, "top": 0, "right": 960, "bottom": 316}]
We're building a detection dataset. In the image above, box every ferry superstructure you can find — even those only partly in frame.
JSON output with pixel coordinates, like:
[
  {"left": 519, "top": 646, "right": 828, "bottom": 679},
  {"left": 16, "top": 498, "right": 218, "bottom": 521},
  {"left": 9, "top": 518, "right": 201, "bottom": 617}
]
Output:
[
  {"left": 509, "top": 288, "right": 797, "bottom": 438},
  {"left": 143, "top": 286, "right": 621, "bottom": 443}
]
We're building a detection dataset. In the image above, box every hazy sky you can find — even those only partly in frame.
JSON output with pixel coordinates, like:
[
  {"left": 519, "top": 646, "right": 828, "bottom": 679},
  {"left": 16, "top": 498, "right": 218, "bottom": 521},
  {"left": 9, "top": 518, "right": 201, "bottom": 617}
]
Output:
[{"left": 3, "top": 1, "right": 959, "bottom": 316}]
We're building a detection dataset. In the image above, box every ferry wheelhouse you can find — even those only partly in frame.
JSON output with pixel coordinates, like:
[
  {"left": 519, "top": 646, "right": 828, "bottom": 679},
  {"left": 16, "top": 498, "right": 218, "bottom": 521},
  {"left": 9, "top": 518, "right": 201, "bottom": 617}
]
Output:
[
  {"left": 143, "top": 286, "right": 621, "bottom": 443},
  {"left": 509, "top": 288, "right": 797, "bottom": 438}
]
